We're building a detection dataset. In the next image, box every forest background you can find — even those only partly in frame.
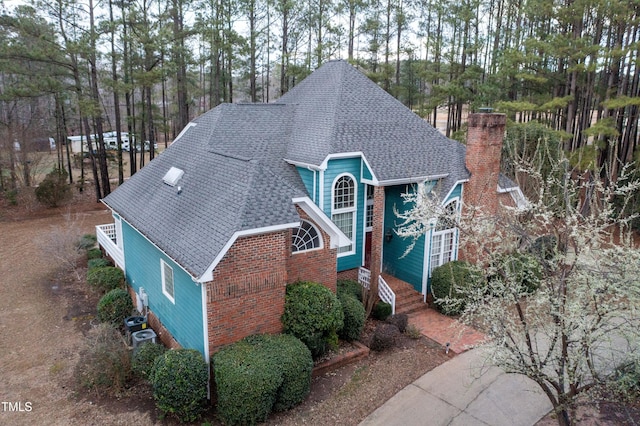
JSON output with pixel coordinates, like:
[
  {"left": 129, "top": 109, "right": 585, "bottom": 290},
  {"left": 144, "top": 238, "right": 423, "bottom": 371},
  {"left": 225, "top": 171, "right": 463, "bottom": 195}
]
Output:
[{"left": 0, "top": 0, "right": 639, "bottom": 208}]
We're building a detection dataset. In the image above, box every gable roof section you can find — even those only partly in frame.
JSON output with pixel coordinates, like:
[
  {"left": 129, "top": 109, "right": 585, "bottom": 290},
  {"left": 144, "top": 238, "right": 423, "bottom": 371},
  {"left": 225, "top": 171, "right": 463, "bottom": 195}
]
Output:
[
  {"left": 103, "top": 104, "right": 308, "bottom": 280},
  {"left": 277, "top": 60, "right": 469, "bottom": 186}
]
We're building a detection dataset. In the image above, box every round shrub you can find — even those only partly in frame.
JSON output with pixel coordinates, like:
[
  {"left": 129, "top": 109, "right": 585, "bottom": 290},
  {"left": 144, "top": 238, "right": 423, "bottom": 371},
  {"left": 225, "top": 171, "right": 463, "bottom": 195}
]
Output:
[
  {"left": 372, "top": 301, "right": 392, "bottom": 320},
  {"left": 430, "top": 260, "right": 483, "bottom": 316},
  {"left": 87, "top": 266, "right": 124, "bottom": 293},
  {"left": 338, "top": 293, "right": 366, "bottom": 341},
  {"left": 281, "top": 282, "right": 344, "bottom": 358},
  {"left": 337, "top": 279, "right": 362, "bottom": 301},
  {"left": 386, "top": 313, "right": 408, "bottom": 333},
  {"left": 152, "top": 349, "right": 208, "bottom": 423},
  {"left": 214, "top": 339, "right": 283, "bottom": 425},
  {"left": 132, "top": 343, "right": 166, "bottom": 380},
  {"left": 370, "top": 323, "right": 400, "bottom": 351},
  {"left": 87, "top": 248, "right": 103, "bottom": 260},
  {"left": 491, "top": 252, "right": 542, "bottom": 294},
  {"left": 245, "top": 334, "right": 313, "bottom": 412},
  {"left": 88, "top": 258, "right": 111, "bottom": 270},
  {"left": 97, "top": 288, "right": 133, "bottom": 327},
  {"left": 78, "top": 234, "right": 97, "bottom": 250},
  {"left": 35, "top": 167, "right": 71, "bottom": 207}
]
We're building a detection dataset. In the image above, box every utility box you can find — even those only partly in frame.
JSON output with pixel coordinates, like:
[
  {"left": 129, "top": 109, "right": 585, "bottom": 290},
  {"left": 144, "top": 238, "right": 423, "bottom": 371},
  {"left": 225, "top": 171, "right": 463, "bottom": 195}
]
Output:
[
  {"left": 132, "top": 329, "right": 157, "bottom": 350},
  {"left": 124, "top": 316, "right": 147, "bottom": 333}
]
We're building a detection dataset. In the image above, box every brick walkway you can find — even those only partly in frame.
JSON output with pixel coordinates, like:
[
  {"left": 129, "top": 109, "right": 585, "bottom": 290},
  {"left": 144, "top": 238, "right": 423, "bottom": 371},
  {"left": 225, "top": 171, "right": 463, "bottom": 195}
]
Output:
[{"left": 408, "top": 308, "right": 486, "bottom": 355}]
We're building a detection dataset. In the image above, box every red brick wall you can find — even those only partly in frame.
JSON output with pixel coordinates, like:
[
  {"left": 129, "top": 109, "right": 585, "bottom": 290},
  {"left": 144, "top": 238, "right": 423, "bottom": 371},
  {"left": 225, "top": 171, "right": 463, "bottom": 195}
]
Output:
[
  {"left": 465, "top": 113, "right": 507, "bottom": 215},
  {"left": 206, "top": 232, "right": 289, "bottom": 354},
  {"left": 286, "top": 208, "right": 337, "bottom": 292}
]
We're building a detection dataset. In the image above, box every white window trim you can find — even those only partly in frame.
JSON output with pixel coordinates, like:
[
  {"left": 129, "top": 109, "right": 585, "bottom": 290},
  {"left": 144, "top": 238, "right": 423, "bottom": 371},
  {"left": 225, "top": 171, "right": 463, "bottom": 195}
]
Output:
[
  {"left": 331, "top": 173, "right": 357, "bottom": 257},
  {"left": 161, "top": 259, "right": 175, "bottom": 304},
  {"left": 291, "top": 220, "right": 324, "bottom": 254},
  {"left": 428, "top": 198, "right": 461, "bottom": 277}
]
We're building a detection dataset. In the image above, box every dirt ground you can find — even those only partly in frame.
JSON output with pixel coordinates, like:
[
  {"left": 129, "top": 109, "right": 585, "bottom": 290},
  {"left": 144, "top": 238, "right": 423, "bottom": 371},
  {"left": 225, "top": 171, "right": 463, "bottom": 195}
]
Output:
[{"left": 0, "top": 189, "right": 451, "bottom": 425}]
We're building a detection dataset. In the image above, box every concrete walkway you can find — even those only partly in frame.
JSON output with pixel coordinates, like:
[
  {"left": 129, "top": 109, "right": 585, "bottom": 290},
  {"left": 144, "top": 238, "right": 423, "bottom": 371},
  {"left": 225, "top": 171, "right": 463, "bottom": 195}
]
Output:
[
  {"left": 360, "top": 309, "right": 553, "bottom": 425},
  {"left": 360, "top": 348, "right": 553, "bottom": 426}
]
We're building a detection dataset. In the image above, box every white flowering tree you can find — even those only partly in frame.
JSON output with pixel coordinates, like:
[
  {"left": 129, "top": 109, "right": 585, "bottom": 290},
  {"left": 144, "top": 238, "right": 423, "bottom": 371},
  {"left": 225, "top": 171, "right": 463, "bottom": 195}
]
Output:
[{"left": 396, "top": 157, "right": 640, "bottom": 426}]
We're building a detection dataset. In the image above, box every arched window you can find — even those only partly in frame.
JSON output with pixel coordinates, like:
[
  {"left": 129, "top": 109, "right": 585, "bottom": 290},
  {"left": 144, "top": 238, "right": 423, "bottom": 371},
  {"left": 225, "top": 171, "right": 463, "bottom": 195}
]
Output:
[
  {"left": 332, "top": 174, "right": 356, "bottom": 255},
  {"left": 436, "top": 199, "right": 459, "bottom": 231},
  {"left": 292, "top": 220, "right": 322, "bottom": 253}
]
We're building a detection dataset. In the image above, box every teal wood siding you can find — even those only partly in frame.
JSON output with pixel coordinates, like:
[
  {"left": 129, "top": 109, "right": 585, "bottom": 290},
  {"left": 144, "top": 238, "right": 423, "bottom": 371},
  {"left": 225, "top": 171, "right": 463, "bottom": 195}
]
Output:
[
  {"left": 424, "top": 182, "right": 464, "bottom": 293},
  {"left": 361, "top": 159, "right": 373, "bottom": 181},
  {"left": 383, "top": 185, "right": 425, "bottom": 292},
  {"left": 296, "top": 166, "right": 316, "bottom": 203},
  {"left": 121, "top": 221, "right": 205, "bottom": 355},
  {"left": 323, "top": 157, "right": 364, "bottom": 271}
]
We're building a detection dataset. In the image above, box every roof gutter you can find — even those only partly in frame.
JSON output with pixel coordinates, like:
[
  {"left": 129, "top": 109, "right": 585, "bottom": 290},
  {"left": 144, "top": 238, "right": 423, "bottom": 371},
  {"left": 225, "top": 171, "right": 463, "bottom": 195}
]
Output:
[{"left": 376, "top": 173, "right": 449, "bottom": 186}]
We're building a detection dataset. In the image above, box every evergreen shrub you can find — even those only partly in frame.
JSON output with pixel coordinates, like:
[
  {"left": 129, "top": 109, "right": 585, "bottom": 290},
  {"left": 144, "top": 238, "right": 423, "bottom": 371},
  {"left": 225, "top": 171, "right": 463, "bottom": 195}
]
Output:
[
  {"left": 87, "top": 248, "right": 103, "bottom": 260},
  {"left": 281, "top": 281, "right": 344, "bottom": 358},
  {"left": 372, "top": 301, "right": 392, "bottom": 320},
  {"left": 88, "top": 258, "right": 111, "bottom": 270},
  {"left": 213, "top": 334, "right": 313, "bottom": 425},
  {"left": 337, "top": 279, "right": 362, "bottom": 301},
  {"left": 87, "top": 266, "right": 124, "bottom": 293},
  {"left": 35, "top": 167, "right": 71, "bottom": 207},
  {"left": 97, "top": 288, "right": 133, "bottom": 327},
  {"left": 337, "top": 293, "right": 366, "bottom": 341},
  {"left": 132, "top": 343, "right": 166, "bottom": 380},
  {"left": 430, "top": 260, "right": 483, "bottom": 316},
  {"left": 151, "top": 349, "right": 208, "bottom": 423}
]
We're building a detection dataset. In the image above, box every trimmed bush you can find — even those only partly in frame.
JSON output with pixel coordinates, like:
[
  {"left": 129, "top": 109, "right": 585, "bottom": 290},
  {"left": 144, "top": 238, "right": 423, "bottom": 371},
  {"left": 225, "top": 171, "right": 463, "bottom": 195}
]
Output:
[
  {"left": 214, "top": 333, "right": 313, "bottom": 425},
  {"left": 245, "top": 334, "right": 313, "bottom": 412},
  {"left": 152, "top": 349, "right": 208, "bottom": 423},
  {"left": 88, "top": 258, "right": 111, "bottom": 270},
  {"left": 338, "top": 293, "right": 366, "bottom": 341},
  {"left": 75, "top": 324, "right": 132, "bottom": 396},
  {"left": 78, "top": 234, "right": 97, "bottom": 250},
  {"left": 35, "top": 167, "right": 71, "bottom": 207},
  {"left": 370, "top": 323, "right": 400, "bottom": 351},
  {"left": 372, "top": 301, "right": 392, "bottom": 320},
  {"left": 430, "top": 261, "right": 483, "bottom": 316},
  {"left": 87, "top": 248, "right": 103, "bottom": 260},
  {"left": 386, "top": 313, "right": 408, "bottom": 333},
  {"left": 281, "top": 282, "right": 344, "bottom": 358},
  {"left": 337, "top": 279, "right": 362, "bottom": 301},
  {"left": 87, "top": 266, "right": 124, "bottom": 293},
  {"left": 132, "top": 343, "right": 166, "bottom": 380},
  {"left": 214, "top": 341, "right": 281, "bottom": 424},
  {"left": 97, "top": 288, "right": 133, "bottom": 327},
  {"left": 490, "top": 252, "right": 542, "bottom": 294}
]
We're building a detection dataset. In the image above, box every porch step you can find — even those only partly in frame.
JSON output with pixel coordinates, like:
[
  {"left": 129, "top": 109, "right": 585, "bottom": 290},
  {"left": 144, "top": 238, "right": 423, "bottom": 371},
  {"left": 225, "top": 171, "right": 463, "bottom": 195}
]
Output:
[{"left": 380, "top": 274, "right": 428, "bottom": 315}]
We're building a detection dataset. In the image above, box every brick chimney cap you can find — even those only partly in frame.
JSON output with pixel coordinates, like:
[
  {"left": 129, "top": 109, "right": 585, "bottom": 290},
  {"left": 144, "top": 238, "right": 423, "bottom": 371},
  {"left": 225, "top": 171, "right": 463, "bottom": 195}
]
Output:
[{"left": 468, "top": 113, "right": 506, "bottom": 128}]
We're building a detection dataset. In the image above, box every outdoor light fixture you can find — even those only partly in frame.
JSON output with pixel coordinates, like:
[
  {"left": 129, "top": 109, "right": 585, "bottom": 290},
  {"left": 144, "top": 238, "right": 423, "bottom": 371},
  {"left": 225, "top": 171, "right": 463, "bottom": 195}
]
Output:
[{"left": 385, "top": 229, "right": 393, "bottom": 242}]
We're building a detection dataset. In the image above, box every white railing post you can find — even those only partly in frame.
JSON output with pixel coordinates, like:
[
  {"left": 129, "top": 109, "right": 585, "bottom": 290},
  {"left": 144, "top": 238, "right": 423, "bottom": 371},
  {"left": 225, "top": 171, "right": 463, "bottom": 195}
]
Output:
[
  {"left": 377, "top": 276, "right": 396, "bottom": 315},
  {"left": 358, "top": 267, "right": 371, "bottom": 290}
]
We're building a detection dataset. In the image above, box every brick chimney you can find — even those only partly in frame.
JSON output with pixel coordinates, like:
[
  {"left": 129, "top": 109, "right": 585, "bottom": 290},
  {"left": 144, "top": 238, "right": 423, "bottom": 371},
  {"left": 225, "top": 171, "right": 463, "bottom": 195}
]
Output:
[{"left": 464, "top": 113, "right": 506, "bottom": 215}]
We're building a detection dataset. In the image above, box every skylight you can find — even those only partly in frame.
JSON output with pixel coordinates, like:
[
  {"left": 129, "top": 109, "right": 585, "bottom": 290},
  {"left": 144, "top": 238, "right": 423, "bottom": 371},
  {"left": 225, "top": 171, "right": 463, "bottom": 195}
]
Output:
[{"left": 163, "top": 167, "right": 184, "bottom": 187}]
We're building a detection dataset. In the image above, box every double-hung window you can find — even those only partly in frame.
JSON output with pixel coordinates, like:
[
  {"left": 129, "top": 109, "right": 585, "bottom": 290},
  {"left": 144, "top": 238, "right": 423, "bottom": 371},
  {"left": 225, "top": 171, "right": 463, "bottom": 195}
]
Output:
[
  {"left": 332, "top": 174, "right": 356, "bottom": 255},
  {"left": 161, "top": 259, "right": 175, "bottom": 303},
  {"left": 429, "top": 199, "right": 459, "bottom": 275}
]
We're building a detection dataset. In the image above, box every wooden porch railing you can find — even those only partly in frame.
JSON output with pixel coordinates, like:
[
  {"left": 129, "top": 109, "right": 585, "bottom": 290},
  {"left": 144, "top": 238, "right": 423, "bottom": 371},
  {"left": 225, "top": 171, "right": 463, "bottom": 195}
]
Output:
[{"left": 358, "top": 267, "right": 396, "bottom": 315}]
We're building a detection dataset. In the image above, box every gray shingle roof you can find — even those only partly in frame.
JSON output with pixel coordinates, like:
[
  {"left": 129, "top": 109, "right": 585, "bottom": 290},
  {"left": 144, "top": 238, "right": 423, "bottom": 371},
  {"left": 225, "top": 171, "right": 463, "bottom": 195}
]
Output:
[
  {"left": 103, "top": 104, "right": 307, "bottom": 278},
  {"left": 277, "top": 60, "right": 469, "bottom": 184},
  {"left": 103, "top": 60, "right": 470, "bottom": 279}
]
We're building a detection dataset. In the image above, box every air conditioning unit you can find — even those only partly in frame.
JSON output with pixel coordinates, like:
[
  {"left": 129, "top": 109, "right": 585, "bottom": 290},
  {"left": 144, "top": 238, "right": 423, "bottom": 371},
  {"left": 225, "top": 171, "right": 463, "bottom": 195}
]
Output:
[{"left": 132, "top": 329, "right": 157, "bottom": 350}]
